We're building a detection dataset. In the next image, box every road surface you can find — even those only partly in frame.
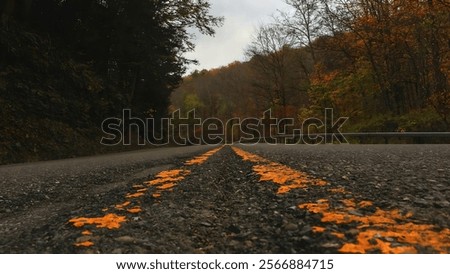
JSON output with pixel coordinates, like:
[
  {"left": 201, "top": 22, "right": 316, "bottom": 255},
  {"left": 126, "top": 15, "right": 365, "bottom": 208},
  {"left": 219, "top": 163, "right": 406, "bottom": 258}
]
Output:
[{"left": 0, "top": 144, "right": 449, "bottom": 253}]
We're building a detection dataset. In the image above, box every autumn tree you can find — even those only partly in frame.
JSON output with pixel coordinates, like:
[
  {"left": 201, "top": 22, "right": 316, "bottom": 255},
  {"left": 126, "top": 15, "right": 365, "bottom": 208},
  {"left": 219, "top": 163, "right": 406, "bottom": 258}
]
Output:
[
  {"left": 245, "top": 24, "right": 309, "bottom": 117},
  {"left": 173, "top": 0, "right": 449, "bottom": 139},
  {"left": 278, "top": 0, "right": 324, "bottom": 64},
  {"left": 321, "top": 0, "right": 448, "bottom": 117}
]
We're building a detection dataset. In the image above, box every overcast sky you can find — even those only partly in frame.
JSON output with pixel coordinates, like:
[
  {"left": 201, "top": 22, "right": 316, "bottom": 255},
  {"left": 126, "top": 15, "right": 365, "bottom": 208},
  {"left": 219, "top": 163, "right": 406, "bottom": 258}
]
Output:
[{"left": 184, "top": 0, "right": 291, "bottom": 74}]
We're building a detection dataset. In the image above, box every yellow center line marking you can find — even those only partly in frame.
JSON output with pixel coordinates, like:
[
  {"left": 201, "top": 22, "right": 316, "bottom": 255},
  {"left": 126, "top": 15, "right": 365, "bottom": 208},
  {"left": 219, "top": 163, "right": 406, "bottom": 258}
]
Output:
[
  {"left": 157, "top": 182, "right": 177, "bottom": 190},
  {"left": 329, "top": 187, "right": 349, "bottom": 194},
  {"left": 136, "top": 188, "right": 148, "bottom": 193},
  {"left": 331, "top": 232, "right": 345, "bottom": 239},
  {"left": 312, "top": 226, "right": 326, "bottom": 233},
  {"left": 146, "top": 169, "right": 189, "bottom": 186},
  {"left": 184, "top": 147, "right": 223, "bottom": 166},
  {"left": 125, "top": 192, "right": 145, "bottom": 199},
  {"left": 232, "top": 146, "right": 449, "bottom": 254},
  {"left": 127, "top": 207, "right": 142, "bottom": 214},
  {"left": 358, "top": 201, "right": 373, "bottom": 207},
  {"left": 232, "top": 147, "right": 327, "bottom": 194},
  {"left": 300, "top": 198, "right": 450, "bottom": 254},
  {"left": 74, "top": 241, "right": 94, "bottom": 247},
  {"left": 115, "top": 201, "right": 131, "bottom": 210},
  {"left": 68, "top": 146, "right": 223, "bottom": 247},
  {"left": 81, "top": 230, "right": 92, "bottom": 236},
  {"left": 69, "top": 213, "right": 127, "bottom": 229}
]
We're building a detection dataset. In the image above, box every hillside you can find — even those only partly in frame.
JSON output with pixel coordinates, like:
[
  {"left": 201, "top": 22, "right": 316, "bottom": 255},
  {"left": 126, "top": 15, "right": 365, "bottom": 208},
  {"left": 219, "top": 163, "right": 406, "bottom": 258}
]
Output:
[
  {"left": 0, "top": 0, "right": 221, "bottom": 164},
  {"left": 172, "top": 0, "right": 449, "bottom": 137}
]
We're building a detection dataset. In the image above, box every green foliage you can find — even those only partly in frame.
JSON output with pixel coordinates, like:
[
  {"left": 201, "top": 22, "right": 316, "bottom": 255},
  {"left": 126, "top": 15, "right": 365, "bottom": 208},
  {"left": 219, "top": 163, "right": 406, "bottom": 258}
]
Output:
[
  {"left": 183, "top": 93, "right": 205, "bottom": 112},
  {"left": 347, "top": 115, "right": 399, "bottom": 133},
  {"left": 347, "top": 108, "right": 446, "bottom": 133},
  {"left": 396, "top": 109, "right": 447, "bottom": 132}
]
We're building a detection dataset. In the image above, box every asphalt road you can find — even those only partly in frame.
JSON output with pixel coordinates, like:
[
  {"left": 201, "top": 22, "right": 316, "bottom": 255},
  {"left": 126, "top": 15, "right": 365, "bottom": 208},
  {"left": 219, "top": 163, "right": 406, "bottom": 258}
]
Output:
[
  {"left": 0, "top": 144, "right": 449, "bottom": 253},
  {"left": 0, "top": 146, "right": 213, "bottom": 247}
]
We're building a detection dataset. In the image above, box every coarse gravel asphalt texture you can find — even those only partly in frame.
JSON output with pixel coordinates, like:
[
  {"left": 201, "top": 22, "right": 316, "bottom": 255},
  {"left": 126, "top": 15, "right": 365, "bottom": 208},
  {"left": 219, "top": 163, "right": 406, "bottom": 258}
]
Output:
[{"left": 0, "top": 144, "right": 449, "bottom": 254}]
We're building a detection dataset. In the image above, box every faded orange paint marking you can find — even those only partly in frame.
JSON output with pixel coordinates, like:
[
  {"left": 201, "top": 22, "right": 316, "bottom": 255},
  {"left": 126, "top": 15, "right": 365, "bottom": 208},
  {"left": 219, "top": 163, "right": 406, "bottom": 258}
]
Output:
[
  {"left": 146, "top": 170, "right": 190, "bottom": 186},
  {"left": 299, "top": 199, "right": 450, "bottom": 254},
  {"left": 339, "top": 225, "right": 447, "bottom": 254},
  {"left": 312, "top": 226, "right": 326, "bottom": 233},
  {"left": 185, "top": 146, "right": 223, "bottom": 166},
  {"left": 70, "top": 147, "right": 221, "bottom": 247},
  {"left": 299, "top": 201, "right": 329, "bottom": 214},
  {"left": 144, "top": 169, "right": 191, "bottom": 198},
  {"left": 331, "top": 232, "right": 345, "bottom": 239},
  {"left": 321, "top": 208, "right": 410, "bottom": 225},
  {"left": 232, "top": 148, "right": 268, "bottom": 163},
  {"left": 127, "top": 207, "right": 142, "bottom": 214},
  {"left": 232, "top": 147, "right": 327, "bottom": 194},
  {"left": 157, "top": 183, "right": 176, "bottom": 190},
  {"left": 341, "top": 199, "right": 356, "bottom": 209},
  {"left": 69, "top": 214, "right": 126, "bottom": 230},
  {"left": 330, "top": 187, "right": 348, "bottom": 194},
  {"left": 359, "top": 201, "right": 373, "bottom": 208},
  {"left": 115, "top": 201, "right": 131, "bottom": 210},
  {"left": 74, "top": 241, "right": 94, "bottom": 247},
  {"left": 126, "top": 192, "right": 145, "bottom": 199},
  {"left": 136, "top": 188, "right": 148, "bottom": 193}
]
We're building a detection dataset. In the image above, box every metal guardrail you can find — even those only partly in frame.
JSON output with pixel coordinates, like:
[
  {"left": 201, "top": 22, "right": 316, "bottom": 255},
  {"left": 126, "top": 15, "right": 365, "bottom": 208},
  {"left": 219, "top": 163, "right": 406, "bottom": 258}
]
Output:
[
  {"left": 269, "top": 132, "right": 450, "bottom": 144},
  {"left": 274, "top": 132, "right": 450, "bottom": 138}
]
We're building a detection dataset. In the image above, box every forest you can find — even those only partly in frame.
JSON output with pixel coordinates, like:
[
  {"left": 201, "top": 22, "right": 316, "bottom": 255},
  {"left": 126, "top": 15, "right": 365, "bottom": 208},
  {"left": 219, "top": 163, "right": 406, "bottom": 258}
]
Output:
[
  {"left": 1, "top": 0, "right": 449, "bottom": 164},
  {"left": 172, "top": 0, "right": 449, "bottom": 137},
  {"left": 0, "top": 0, "right": 221, "bottom": 164}
]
